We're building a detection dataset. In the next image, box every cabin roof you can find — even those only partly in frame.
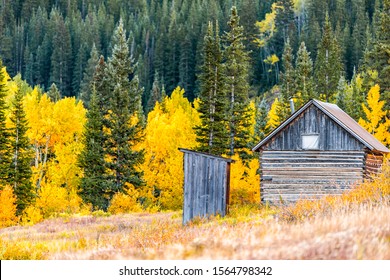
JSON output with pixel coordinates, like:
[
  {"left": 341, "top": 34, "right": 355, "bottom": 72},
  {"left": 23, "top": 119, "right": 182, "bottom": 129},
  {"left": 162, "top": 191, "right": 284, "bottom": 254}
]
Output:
[
  {"left": 252, "top": 99, "right": 390, "bottom": 154},
  {"left": 179, "top": 148, "right": 235, "bottom": 163}
]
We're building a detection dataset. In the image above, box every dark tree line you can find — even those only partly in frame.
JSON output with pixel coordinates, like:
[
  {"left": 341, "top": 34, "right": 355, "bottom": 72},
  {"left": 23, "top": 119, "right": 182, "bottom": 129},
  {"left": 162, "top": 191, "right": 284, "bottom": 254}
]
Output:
[{"left": 1, "top": 0, "right": 386, "bottom": 110}]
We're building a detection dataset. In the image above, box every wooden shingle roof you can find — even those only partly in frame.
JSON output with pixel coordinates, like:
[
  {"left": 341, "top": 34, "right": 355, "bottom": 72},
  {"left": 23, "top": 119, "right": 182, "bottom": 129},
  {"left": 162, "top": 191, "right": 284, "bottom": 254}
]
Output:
[{"left": 252, "top": 99, "right": 390, "bottom": 154}]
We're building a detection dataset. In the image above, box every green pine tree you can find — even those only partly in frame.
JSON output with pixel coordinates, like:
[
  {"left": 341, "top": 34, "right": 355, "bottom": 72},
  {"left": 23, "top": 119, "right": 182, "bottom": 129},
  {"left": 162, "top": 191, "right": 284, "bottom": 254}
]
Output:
[
  {"left": 8, "top": 85, "right": 35, "bottom": 215},
  {"left": 314, "top": 12, "right": 344, "bottom": 102},
  {"left": 363, "top": 0, "right": 390, "bottom": 111},
  {"left": 336, "top": 76, "right": 348, "bottom": 111},
  {"left": 47, "top": 83, "right": 61, "bottom": 102},
  {"left": 78, "top": 86, "right": 109, "bottom": 210},
  {"left": 279, "top": 38, "right": 295, "bottom": 120},
  {"left": 253, "top": 96, "right": 270, "bottom": 143},
  {"left": 49, "top": 9, "right": 72, "bottom": 96},
  {"left": 0, "top": 60, "right": 11, "bottom": 186},
  {"left": 80, "top": 44, "right": 99, "bottom": 108},
  {"left": 146, "top": 72, "right": 162, "bottom": 114},
  {"left": 295, "top": 41, "right": 316, "bottom": 106},
  {"left": 104, "top": 19, "right": 145, "bottom": 199},
  {"left": 273, "top": 0, "right": 296, "bottom": 57},
  {"left": 223, "top": 6, "right": 253, "bottom": 159},
  {"left": 195, "top": 21, "right": 228, "bottom": 156}
]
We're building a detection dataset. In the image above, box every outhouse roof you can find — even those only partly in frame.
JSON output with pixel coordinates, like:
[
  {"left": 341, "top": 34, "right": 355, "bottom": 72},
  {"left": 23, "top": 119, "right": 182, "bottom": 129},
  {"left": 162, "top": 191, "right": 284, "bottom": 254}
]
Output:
[
  {"left": 252, "top": 99, "right": 390, "bottom": 154},
  {"left": 179, "top": 148, "right": 235, "bottom": 163}
]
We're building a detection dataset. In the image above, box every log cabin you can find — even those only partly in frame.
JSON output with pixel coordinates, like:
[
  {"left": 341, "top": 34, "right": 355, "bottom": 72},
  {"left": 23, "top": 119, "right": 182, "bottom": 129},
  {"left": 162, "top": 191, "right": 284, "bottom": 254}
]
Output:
[{"left": 252, "top": 99, "right": 390, "bottom": 205}]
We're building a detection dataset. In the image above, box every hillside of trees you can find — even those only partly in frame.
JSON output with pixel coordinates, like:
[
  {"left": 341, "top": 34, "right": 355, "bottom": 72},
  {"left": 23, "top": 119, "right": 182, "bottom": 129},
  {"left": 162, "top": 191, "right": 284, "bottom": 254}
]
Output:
[
  {"left": 0, "top": 0, "right": 389, "bottom": 225},
  {"left": 0, "top": 0, "right": 389, "bottom": 103}
]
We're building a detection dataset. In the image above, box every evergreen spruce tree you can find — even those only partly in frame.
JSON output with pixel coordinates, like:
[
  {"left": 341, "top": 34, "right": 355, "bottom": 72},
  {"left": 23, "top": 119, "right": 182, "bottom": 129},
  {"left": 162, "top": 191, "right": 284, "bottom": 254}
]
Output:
[
  {"left": 80, "top": 44, "right": 99, "bottom": 108},
  {"left": 195, "top": 21, "right": 228, "bottom": 156},
  {"left": 351, "top": 6, "right": 368, "bottom": 72},
  {"left": 348, "top": 71, "right": 366, "bottom": 121},
  {"left": 72, "top": 43, "right": 89, "bottom": 100},
  {"left": 146, "top": 72, "right": 162, "bottom": 113},
  {"left": 272, "top": 0, "right": 296, "bottom": 57},
  {"left": 336, "top": 76, "right": 348, "bottom": 111},
  {"left": 8, "top": 86, "right": 35, "bottom": 215},
  {"left": 94, "top": 56, "right": 110, "bottom": 113},
  {"left": 223, "top": 6, "right": 252, "bottom": 159},
  {"left": 104, "top": 19, "right": 144, "bottom": 199},
  {"left": 363, "top": 0, "right": 390, "bottom": 111},
  {"left": 78, "top": 87, "right": 109, "bottom": 210},
  {"left": 253, "top": 96, "right": 270, "bottom": 143},
  {"left": 314, "top": 12, "right": 343, "bottom": 102},
  {"left": 279, "top": 38, "right": 295, "bottom": 120},
  {"left": 295, "top": 41, "right": 316, "bottom": 107},
  {"left": 0, "top": 60, "right": 11, "bottom": 186},
  {"left": 47, "top": 83, "right": 61, "bottom": 102},
  {"left": 49, "top": 9, "right": 72, "bottom": 97}
]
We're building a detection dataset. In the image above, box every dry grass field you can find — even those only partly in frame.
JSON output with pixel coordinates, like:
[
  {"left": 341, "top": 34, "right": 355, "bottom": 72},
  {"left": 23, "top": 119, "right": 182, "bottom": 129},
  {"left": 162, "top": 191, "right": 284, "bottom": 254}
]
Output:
[
  {"left": 0, "top": 202, "right": 389, "bottom": 260},
  {"left": 1, "top": 165, "right": 389, "bottom": 260}
]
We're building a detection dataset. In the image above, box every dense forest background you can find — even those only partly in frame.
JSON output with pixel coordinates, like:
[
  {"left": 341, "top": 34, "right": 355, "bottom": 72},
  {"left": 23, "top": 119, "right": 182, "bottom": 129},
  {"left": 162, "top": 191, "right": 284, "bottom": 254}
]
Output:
[{"left": 0, "top": 0, "right": 387, "bottom": 105}]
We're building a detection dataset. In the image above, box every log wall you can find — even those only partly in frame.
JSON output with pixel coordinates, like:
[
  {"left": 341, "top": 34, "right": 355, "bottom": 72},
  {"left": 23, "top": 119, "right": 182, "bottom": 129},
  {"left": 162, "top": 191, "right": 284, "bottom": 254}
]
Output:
[
  {"left": 260, "top": 150, "right": 365, "bottom": 204},
  {"left": 365, "top": 153, "right": 385, "bottom": 178}
]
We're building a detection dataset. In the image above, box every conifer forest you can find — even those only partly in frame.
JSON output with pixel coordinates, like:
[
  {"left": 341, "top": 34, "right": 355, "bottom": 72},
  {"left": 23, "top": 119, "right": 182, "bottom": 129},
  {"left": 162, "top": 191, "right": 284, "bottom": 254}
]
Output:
[{"left": 0, "top": 0, "right": 389, "bottom": 261}]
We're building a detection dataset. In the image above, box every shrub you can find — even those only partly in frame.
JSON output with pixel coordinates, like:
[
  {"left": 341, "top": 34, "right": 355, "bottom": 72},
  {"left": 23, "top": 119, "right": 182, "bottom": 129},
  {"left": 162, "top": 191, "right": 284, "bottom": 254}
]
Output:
[
  {"left": 230, "top": 156, "right": 260, "bottom": 205},
  {"left": 279, "top": 161, "right": 390, "bottom": 222},
  {"left": 0, "top": 238, "right": 48, "bottom": 260},
  {"left": 108, "top": 183, "right": 143, "bottom": 214},
  {"left": 0, "top": 185, "right": 18, "bottom": 228},
  {"left": 21, "top": 205, "right": 43, "bottom": 225},
  {"left": 32, "top": 182, "right": 83, "bottom": 219}
]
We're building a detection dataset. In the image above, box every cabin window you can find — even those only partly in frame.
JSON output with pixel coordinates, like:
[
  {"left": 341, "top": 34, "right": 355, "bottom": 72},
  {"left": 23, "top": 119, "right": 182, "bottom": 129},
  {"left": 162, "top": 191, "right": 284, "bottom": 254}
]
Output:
[{"left": 302, "top": 134, "right": 319, "bottom": 149}]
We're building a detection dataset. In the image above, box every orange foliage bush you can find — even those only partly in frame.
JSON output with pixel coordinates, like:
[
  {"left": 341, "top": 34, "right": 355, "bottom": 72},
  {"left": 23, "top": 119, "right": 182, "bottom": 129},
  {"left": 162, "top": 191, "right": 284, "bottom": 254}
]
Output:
[
  {"left": 21, "top": 182, "right": 84, "bottom": 225},
  {"left": 280, "top": 161, "right": 390, "bottom": 222},
  {"left": 0, "top": 186, "right": 18, "bottom": 228},
  {"left": 108, "top": 184, "right": 143, "bottom": 214},
  {"left": 230, "top": 156, "right": 260, "bottom": 205}
]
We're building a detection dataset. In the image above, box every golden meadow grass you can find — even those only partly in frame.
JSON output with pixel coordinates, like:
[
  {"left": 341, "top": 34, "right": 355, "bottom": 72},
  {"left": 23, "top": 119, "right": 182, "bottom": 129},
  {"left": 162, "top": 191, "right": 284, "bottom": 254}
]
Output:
[{"left": 0, "top": 164, "right": 389, "bottom": 260}]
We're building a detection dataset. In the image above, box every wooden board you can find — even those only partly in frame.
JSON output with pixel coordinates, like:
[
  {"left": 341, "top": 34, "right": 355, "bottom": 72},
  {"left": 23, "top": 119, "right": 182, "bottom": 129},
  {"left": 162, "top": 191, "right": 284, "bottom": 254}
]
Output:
[
  {"left": 259, "top": 150, "right": 365, "bottom": 205},
  {"left": 181, "top": 150, "right": 231, "bottom": 224}
]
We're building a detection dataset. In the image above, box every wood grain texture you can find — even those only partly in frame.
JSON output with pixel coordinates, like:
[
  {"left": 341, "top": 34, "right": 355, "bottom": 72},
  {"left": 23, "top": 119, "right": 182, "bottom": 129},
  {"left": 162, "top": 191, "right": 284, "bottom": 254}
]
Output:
[
  {"left": 259, "top": 151, "right": 365, "bottom": 205},
  {"left": 181, "top": 150, "right": 231, "bottom": 224}
]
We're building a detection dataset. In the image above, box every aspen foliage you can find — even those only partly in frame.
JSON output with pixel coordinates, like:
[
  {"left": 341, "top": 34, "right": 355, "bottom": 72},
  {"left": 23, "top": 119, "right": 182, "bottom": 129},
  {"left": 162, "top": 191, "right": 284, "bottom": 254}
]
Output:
[
  {"left": 0, "top": 185, "right": 18, "bottom": 228},
  {"left": 21, "top": 89, "right": 86, "bottom": 221},
  {"left": 141, "top": 87, "right": 200, "bottom": 210},
  {"left": 230, "top": 155, "right": 260, "bottom": 205},
  {"left": 266, "top": 97, "right": 281, "bottom": 131},
  {"left": 108, "top": 183, "right": 143, "bottom": 214},
  {"left": 254, "top": 3, "right": 279, "bottom": 47},
  {"left": 24, "top": 91, "right": 86, "bottom": 191},
  {"left": 358, "top": 84, "right": 390, "bottom": 146}
]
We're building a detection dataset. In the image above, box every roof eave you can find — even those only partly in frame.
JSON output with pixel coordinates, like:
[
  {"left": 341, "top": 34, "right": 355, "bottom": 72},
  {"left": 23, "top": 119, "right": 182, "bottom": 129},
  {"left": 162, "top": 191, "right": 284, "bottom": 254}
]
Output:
[{"left": 312, "top": 100, "right": 390, "bottom": 153}]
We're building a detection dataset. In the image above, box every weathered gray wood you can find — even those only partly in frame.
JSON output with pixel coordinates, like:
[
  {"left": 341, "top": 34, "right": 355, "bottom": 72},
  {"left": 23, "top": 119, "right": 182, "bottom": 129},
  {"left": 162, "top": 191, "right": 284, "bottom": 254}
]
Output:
[
  {"left": 262, "top": 105, "right": 365, "bottom": 151},
  {"left": 180, "top": 149, "right": 232, "bottom": 224},
  {"left": 260, "top": 150, "right": 365, "bottom": 205}
]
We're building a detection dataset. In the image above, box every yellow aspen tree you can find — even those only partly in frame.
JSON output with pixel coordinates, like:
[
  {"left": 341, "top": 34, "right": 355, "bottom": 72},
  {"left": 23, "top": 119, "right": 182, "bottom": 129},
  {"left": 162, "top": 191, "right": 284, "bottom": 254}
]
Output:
[
  {"left": 0, "top": 185, "right": 18, "bottom": 228},
  {"left": 23, "top": 91, "right": 86, "bottom": 217},
  {"left": 23, "top": 90, "right": 55, "bottom": 189},
  {"left": 141, "top": 87, "right": 200, "bottom": 210},
  {"left": 230, "top": 155, "right": 260, "bottom": 205},
  {"left": 358, "top": 84, "right": 390, "bottom": 146},
  {"left": 266, "top": 97, "right": 281, "bottom": 131}
]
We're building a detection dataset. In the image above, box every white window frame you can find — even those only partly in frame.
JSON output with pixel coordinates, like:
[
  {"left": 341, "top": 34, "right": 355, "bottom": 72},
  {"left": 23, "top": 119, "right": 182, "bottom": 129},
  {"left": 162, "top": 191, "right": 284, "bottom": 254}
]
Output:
[{"left": 302, "top": 133, "right": 320, "bottom": 150}]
